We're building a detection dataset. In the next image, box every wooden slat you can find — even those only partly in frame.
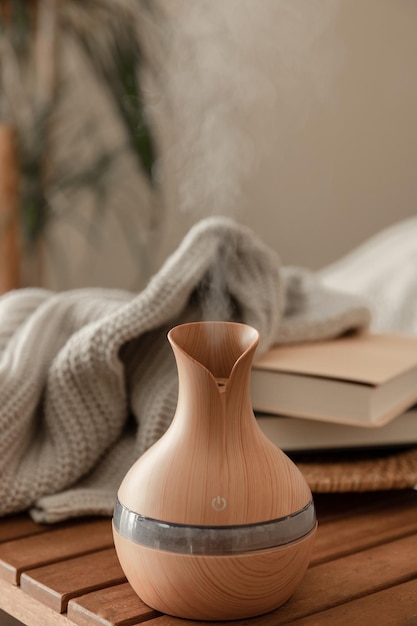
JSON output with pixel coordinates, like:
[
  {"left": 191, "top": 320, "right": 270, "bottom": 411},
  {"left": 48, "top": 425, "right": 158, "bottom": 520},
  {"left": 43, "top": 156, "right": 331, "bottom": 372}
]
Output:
[
  {"left": 271, "top": 531, "right": 417, "bottom": 624},
  {"left": 1, "top": 492, "right": 417, "bottom": 626},
  {"left": 0, "top": 514, "right": 51, "bottom": 543},
  {"left": 68, "top": 582, "right": 160, "bottom": 626},
  {"left": 312, "top": 491, "right": 417, "bottom": 564},
  {"left": 288, "top": 578, "right": 417, "bottom": 625},
  {"left": 141, "top": 531, "right": 417, "bottom": 626},
  {"left": 0, "top": 518, "right": 113, "bottom": 584},
  {"left": 0, "top": 576, "right": 72, "bottom": 626},
  {"left": 20, "top": 547, "right": 126, "bottom": 613},
  {"left": 142, "top": 617, "right": 245, "bottom": 626}
]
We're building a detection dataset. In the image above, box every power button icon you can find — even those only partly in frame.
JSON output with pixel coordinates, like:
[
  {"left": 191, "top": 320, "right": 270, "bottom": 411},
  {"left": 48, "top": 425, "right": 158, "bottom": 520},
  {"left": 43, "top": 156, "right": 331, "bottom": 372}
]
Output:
[{"left": 211, "top": 496, "right": 227, "bottom": 511}]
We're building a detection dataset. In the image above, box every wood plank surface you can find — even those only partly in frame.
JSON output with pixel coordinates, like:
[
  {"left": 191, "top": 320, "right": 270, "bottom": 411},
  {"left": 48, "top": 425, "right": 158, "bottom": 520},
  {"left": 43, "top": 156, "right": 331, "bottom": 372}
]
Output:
[
  {"left": 1, "top": 491, "right": 417, "bottom": 625},
  {"left": 288, "top": 578, "right": 417, "bottom": 625},
  {"left": 20, "top": 547, "right": 126, "bottom": 612},
  {"left": 276, "top": 531, "right": 417, "bottom": 623},
  {"left": 0, "top": 518, "right": 113, "bottom": 584},
  {"left": 0, "top": 514, "right": 52, "bottom": 543},
  {"left": 0, "top": 577, "right": 72, "bottom": 626},
  {"left": 141, "top": 530, "right": 417, "bottom": 626},
  {"left": 312, "top": 491, "right": 417, "bottom": 564},
  {"left": 68, "top": 582, "right": 160, "bottom": 626}
]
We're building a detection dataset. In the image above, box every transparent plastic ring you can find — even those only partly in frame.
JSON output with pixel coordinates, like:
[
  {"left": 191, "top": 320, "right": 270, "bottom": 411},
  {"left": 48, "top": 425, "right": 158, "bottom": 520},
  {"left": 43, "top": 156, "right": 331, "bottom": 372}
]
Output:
[{"left": 113, "top": 498, "right": 316, "bottom": 556}]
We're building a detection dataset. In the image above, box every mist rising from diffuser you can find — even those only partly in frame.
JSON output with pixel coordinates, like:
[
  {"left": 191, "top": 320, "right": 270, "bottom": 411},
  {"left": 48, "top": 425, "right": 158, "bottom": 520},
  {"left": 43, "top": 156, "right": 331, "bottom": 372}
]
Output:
[
  {"left": 150, "top": 1, "right": 342, "bottom": 318},
  {"left": 155, "top": 0, "right": 341, "bottom": 218}
]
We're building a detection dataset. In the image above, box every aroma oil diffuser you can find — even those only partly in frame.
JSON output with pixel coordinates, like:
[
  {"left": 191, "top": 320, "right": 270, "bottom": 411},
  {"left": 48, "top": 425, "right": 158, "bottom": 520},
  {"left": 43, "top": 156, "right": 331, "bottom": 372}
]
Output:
[{"left": 113, "top": 321, "right": 317, "bottom": 621}]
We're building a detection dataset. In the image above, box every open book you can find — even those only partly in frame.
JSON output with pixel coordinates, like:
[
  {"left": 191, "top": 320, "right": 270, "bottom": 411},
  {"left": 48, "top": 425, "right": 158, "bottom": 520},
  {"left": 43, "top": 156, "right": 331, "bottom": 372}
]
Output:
[{"left": 251, "top": 332, "right": 417, "bottom": 427}]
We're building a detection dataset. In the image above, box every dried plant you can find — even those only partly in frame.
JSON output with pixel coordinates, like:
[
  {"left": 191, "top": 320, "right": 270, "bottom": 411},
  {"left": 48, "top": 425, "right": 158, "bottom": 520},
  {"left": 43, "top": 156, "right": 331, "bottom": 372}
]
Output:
[
  {"left": 0, "top": 0, "right": 159, "bottom": 287},
  {"left": 61, "top": 0, "right": 157, "bottom": 184}
]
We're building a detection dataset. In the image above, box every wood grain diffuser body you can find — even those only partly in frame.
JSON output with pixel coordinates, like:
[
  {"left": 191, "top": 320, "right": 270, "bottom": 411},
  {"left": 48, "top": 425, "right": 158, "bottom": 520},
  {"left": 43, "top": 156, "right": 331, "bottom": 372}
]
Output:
[{"left": 113, "top": 321, "right": 317, "bottom": 620}]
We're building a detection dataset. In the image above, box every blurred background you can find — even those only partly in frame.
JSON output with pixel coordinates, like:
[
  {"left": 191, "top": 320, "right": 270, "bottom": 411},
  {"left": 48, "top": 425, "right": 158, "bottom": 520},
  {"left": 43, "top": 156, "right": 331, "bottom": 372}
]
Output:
[{"left": 1, "top": 0, "right": 417, "bottom": 295}]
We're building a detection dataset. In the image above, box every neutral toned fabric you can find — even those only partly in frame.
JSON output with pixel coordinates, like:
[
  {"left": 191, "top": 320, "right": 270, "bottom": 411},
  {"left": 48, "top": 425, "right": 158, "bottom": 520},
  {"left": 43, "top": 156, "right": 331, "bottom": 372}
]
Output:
[
  {"left": 320, "top": 216, "right": 417, "bottom": 335},
  {"left": 0, "top": 217, "right": 370, "bottom": 522}
]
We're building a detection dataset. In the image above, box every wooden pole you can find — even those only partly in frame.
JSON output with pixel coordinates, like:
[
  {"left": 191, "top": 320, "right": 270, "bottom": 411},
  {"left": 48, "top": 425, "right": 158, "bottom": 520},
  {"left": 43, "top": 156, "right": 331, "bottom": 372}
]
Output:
[{"left": 0, "top": 125, "right": 20, "bottom": 293}]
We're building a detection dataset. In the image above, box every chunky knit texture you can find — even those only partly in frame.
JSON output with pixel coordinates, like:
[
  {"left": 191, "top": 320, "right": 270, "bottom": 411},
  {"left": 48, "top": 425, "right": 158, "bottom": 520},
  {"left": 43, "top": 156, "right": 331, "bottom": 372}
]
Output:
[{"left": 0, "top": 217, "right": 370, "bottom": 522}]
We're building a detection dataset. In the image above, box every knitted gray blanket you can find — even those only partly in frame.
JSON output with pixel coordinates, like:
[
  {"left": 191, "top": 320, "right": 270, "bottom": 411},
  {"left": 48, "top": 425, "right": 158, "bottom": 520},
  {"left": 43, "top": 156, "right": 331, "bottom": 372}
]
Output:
[{"left": 0, "top": 217, "right": 370, "bottom": 522}]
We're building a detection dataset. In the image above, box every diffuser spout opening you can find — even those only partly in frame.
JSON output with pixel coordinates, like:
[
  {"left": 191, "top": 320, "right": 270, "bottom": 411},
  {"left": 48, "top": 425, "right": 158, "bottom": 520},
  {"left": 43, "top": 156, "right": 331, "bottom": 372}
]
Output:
[{"left": 168, "top": 321, "right": 259, "bottom": 384}]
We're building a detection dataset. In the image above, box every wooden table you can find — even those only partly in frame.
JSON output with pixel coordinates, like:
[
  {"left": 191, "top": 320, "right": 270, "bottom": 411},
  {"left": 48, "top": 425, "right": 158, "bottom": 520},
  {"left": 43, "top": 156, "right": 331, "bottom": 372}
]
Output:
[{"left": 1, "top": 489, "right": 417, "bottom": 626}]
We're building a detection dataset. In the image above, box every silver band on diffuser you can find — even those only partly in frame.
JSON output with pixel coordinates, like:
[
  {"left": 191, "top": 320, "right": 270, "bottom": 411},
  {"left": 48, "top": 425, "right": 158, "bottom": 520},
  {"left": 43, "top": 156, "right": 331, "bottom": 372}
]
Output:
[{"left": 113, "top": 498, "right": 316, "bottom": 556}]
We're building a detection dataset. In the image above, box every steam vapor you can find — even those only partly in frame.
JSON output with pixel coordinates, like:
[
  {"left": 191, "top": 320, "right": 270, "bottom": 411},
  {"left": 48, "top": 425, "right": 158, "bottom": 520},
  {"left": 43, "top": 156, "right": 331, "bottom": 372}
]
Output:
[{"left": 153, "top": 0, "right": 341, "bottom": 220}]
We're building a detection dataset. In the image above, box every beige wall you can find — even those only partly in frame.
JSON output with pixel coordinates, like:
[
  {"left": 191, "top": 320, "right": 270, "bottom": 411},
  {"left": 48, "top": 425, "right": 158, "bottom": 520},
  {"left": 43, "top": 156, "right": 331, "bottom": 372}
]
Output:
[
  {"left": 241, "top": 0, "right": 417, "bottom": 269},
  {"left": 41, "top": 0, "right": 417, "bottom": 288},
  {"left": 155, "top": 0, "right": 417, "bottom": 274}
]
